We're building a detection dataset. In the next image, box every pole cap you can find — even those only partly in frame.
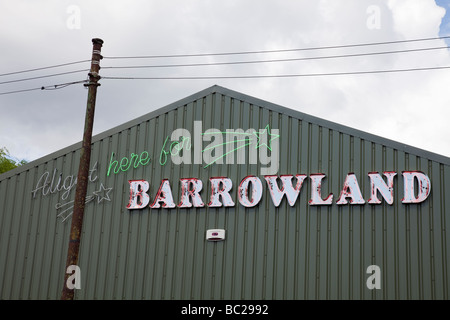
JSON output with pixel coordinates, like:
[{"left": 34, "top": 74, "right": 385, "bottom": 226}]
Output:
[{"left": 92, "top": 38, "right": 104, "bottom": 45}]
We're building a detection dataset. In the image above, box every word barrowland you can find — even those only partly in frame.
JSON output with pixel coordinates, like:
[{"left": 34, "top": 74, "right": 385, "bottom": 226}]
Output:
[{"left": 126, "top": 171, "right": 431, "bottom": 210}]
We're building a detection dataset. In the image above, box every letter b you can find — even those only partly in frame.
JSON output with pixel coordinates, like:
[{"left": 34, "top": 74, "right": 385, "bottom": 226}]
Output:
[{"left": 127, "top": 180, "right": 150, "bottom": 209}]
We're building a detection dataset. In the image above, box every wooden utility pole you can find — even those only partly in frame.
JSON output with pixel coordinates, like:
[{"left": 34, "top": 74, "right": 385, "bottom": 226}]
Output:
[{"left": 61, "top": 38, "right": 103, "bottom": 300}]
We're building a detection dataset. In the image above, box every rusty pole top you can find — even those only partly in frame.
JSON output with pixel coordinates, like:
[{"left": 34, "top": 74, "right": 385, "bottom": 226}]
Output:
[
  {"left": 92, "top": 38, "right": 104, "bottom": 45},
  {"left": 87, "top": 38, "right": 103, "bottom": 82}
]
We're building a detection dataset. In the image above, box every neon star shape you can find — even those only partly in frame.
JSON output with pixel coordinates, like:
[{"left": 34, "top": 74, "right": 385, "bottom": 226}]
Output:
[
  {"left": 92, "top": 183, "right": 113, "bottom": 203},
  {"left": 252, "top": 124, "right": 280, "bottom": 151}
]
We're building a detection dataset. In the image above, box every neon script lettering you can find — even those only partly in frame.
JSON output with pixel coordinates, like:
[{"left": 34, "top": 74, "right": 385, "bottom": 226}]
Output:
[
  {"left": 159, "top": 135, "right": 191, "bottom": 166},
  {"left": 107, "top": 151, "right": 151, "bottom": 176},
  {"left": 32, "top": 161, "right": 98, "bottom": 200}
]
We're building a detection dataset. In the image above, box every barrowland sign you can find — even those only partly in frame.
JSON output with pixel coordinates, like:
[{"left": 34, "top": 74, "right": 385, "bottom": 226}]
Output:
[
  {"left": 127, "top": 171, "right": 431, "bottom": 211},
  {"left": 125, "top": 121, "right": 431, "bottom": 211}
]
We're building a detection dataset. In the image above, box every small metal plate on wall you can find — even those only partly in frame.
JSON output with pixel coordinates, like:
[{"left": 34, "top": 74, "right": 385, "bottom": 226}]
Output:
[{"left": 206, "top": 229, "right": 225, "bottom": 241}]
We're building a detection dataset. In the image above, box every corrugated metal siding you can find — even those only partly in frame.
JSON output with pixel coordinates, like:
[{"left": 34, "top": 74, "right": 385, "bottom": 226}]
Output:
[{"left": 1, "top": 86, "right": 449, "bottom": 299}]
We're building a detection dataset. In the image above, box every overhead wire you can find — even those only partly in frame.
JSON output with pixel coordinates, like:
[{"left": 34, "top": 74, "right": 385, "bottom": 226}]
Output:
[
  {"left": 3, "top": 44, "right": 447, "bottom": 85},
  {"left": 0, "top": 80, "right": 88, "bottom": 96},
  {"left": 0, "top": 60, "right": 90, "bottom": 77},
  {"left": 1, "top": 35, "right": 450, "bottom": 95},
  {"left": 101, "top": 45, "right": 450, "bottom": 70},
  {"left": 0, "top": 69, "right": 90, "bottom": 85},
  {"left": 102, "top": 35, "right": 450, "bottom": 59},
  {"left": 101, "top": 65, "right": 450, "bottom": 81}
]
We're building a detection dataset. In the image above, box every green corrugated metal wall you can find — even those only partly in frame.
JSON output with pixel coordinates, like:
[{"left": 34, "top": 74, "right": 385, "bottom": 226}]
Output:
[{"left": 1, "top": 85, "right": 449, "bottom": 299}]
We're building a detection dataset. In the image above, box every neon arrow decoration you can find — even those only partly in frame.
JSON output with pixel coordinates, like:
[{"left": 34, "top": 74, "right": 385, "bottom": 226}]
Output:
[{"left": 56, "top": 183, "right": 113, "bottom": 222}]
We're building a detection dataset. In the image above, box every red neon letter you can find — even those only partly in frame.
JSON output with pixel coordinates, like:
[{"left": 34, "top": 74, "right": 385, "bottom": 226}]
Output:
[
  {"left": 178, "top": 178, "right": 205, "bottom": 208},
  {"left": 208, "top": 177, "right": 235, "bottom": 207},
  {"left": 238, "top": 176, "right": 263, "bottom": 207},
  {"left": 368, "top": 172, "right": 396, "bottom": 205},
  {"left": 264, "top": 174, "right": 306, "bottom": 207},
  {"left": 309, "top": 174, "right": 333, "bottom": 205},
  {"left": 336, "top": 173, "right": 365, "bottom": 205},
  {"left": 127, "top": 180, "right": 150, "bottom": 209},
  {"left": 150, "top": 179, "right": 176, "bottom": 208},
  {"left": 402, "top": 171, "right": 431, "bottom": 204}
]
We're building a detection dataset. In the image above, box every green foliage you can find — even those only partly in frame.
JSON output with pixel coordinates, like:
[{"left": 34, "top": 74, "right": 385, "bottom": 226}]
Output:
[{"left": 0, "top": 147, "right": 28, "bottom": 174}]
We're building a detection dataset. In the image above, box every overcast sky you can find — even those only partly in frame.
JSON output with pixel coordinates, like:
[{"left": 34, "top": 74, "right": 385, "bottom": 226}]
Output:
[{"left": 1, "top": 0, "right": 450, "bottom": 164}]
